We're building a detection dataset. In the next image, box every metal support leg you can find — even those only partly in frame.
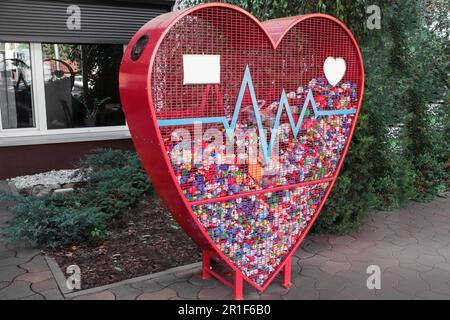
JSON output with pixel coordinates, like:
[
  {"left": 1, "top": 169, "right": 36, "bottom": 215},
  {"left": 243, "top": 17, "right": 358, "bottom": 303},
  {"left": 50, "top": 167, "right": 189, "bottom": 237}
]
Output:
[
  {"left": 282, "top": 256, "right": 293, "bottom": 288},
  {"left": 234, "top": 271, "right": 243, "bottom": 300},
  {"left": 201, "top": 250, "right": 211, "bottom": 280},
  {"left": 201, "top": 250, "right": 244, "bottom": 299}
]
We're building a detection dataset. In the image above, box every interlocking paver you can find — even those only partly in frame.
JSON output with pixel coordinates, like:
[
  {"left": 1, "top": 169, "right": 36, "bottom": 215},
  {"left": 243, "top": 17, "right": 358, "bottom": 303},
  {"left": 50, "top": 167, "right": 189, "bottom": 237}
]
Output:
[
  {"left": 399, "top": 260, "right": 433, "bottom": 273},
  {"left": 415, "top": 290, "right": 450, "bottom": 300},
  {"left": 396, "top": 276, "right": 431, "bottom": 296},
  {"left": 420, "top": 269, "right": 450, "bottom": 297},
  {"left": 328, "top": 235, "right": 356, "bottom": 245},
  {"left": 16, "top": 271, "right": 53, "bottom": 283},
  {"left": 282, "top": 287, "right": 319, "bottom": 300},
  {"left": 31, "top": 278, "right": 59, "bottom": 292},
  {"left": 339, "top": 283, "right": 376, "bottom": 300},
  {"left": 0, "top": 282, "right": 8, "bottom": 290},
  {"left": 0, "top": 280, "right": 34, "bottom": 299},
  {"left": 40, "top": 288, "right": 64, "bottom": 300},
  {"left": 168, "top": 281, "right": 201, "bottom": 299},
  {"left": 414, "top": 254, "right": 445, "bottom": 267},
  {"left": 260, "top": 293, "right": 282, "bottom": 300},
  {"left": 334, "top": 266, "right": 366, "bottom": 280},
  {"left": 299, "top": 264, "right": 333, "bottom": 280},
  {"left": 198, "top": 286, "right": 231, "bottom": 300},
  {"left": 302, "top": 239, "right": 332, "bottom": 254},
  {"left": 315, "top": 275, "right": 351, "bottom": 292},
  {"left": 173, "top": 267, "right": 200, "bottom": 279},
  {"left": 0, "top": 188, "right": 449, "bottom": 300},
  {"left": 386, "top": 265, "right": 423, "bottom": 280},
  {"left": 130, "top": 279, "right": 163, "bottom": 293},
  {"left": 320, "top": 260, "right": 351, "bottom": 275},
  {"left": 262, "top": 283, "right": 290, "bottom": 296},
  {"left": 300, "top": 253, "right": 332, "bottom": 266},
  {"left": 0, "top": 265, "right": 26, "bottom": 282},
  {"left": 316, "top": 249, "right": 349, "bottom": 262},
  {"left": 374, "top": 286, "right": 415, "bottom": 300},
  {"left": 293, "top": 247, "right": 315, "bottom": 260},
  {"left": 434, "top": 262, "right": 450, "bottom": 272},
  {"left": 327, "top": 243, "right": 362, "bottom": 255},
  {"left": 0, "top": 257, "right": 28, "bottom": 268},
  {"left": 137, "top": 288, "right": 177, "bottom": 300},
  {"left": 14, "top": 249, "right": 39, "bottom": 260},
  {"left": 0, "top": 250, "right": 15, "bottom": 260},
  {"left": 243, "top": 291, "right": 262, "bottom": 300},
  {"left": 358, "top": 255, "right": 400, "bottom": 271},
  {"left": 73, "top": 290, "right": 116, "bottom": 300},
  {"left": 109, "top": 285, "right": 142, "bottom": 300},
  {"left": 153, "top": 273, "right": 187, "bottom": 287},
  {"left": 188, "top": 274, "right": 221, "bottom": 289},
  {"left": 318, "top": 289, "right": 354, "bottom": 300},
  {"left": 21, "top": 255, "right": 49, "bottom": 273},
  {"left": 17, "top": 293, "right": 45, "bottom": 300}
]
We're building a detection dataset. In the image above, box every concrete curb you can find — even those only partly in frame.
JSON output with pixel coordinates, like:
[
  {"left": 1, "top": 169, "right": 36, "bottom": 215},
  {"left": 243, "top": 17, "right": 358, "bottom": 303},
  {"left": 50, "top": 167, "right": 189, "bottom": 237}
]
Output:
[
  {"left": 45, "top": 256, "right": 202, "bottom": 298},
  {"left": 45, "top": 256, "right": 74, "bottom": 296}
]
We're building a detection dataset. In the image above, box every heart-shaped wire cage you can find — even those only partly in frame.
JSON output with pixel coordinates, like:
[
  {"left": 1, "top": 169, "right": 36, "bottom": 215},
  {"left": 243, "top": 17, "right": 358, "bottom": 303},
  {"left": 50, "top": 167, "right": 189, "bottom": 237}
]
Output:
[{"left": 120, "top": 3, "right": 364, "bottom": 296}]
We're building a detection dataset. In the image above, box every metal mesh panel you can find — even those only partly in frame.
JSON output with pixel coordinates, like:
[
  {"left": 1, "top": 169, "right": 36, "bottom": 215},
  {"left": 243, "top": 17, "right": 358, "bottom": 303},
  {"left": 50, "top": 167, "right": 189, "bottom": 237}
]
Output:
[
  {"left": 152, "top": 7, "right": 361, "bottom": 202},
  {"left": 192, "top": 183, "right": 329, "bottom": 286},
  {"left": 148, "top": 6, "right": 362, "bottom": 288}
]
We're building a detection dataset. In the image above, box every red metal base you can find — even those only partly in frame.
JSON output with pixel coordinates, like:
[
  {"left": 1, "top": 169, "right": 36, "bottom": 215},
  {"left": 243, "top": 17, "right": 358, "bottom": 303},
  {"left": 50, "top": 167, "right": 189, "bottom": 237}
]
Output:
[{"left": 201, "top": 250, "right": 293, "bottom": 300}]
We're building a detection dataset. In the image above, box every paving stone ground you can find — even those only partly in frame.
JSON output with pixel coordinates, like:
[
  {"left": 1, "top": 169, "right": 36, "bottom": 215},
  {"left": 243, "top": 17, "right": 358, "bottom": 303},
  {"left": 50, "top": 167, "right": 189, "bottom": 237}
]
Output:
[{"left": 0, "top": 191, "right": 449, "bottom": 300}]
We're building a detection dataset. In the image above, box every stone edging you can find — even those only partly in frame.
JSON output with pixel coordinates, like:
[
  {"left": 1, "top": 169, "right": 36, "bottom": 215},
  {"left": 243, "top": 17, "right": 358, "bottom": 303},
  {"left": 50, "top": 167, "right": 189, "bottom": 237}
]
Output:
[{"left": 45, "top": 256, "right": 202, "bottom": 298}]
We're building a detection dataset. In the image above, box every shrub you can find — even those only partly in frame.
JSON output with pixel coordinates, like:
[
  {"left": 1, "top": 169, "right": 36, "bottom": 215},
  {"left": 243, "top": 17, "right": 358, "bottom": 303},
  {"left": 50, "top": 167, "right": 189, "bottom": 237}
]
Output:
[
  {"left": 1, "top": 194, "right": 107, "bottom": 248},
  {"left": 76, "top": 149, "right": 153, "bottom": 218},
  {"left": 1, "top": 149, "right": 152, "bottom": 248}
]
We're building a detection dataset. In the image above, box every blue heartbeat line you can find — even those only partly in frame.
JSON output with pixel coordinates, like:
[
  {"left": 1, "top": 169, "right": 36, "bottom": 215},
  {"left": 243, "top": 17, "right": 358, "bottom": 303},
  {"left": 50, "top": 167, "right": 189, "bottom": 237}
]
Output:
[{"left": 158, "top": 65, "right": 356, "bottom": 165}]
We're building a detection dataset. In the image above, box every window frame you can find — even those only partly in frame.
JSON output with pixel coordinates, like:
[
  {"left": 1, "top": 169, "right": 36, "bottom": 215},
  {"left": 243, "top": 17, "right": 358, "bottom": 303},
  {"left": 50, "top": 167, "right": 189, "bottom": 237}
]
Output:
[{"left": 0, "top": 43, "right": 130, "bottom": 146}]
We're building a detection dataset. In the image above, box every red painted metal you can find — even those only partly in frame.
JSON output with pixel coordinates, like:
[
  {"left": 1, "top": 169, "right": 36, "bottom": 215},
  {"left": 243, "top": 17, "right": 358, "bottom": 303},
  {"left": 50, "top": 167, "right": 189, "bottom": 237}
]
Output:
[
  {"left": 201, "top": 250, "right": 211, "bottom": 280},
  {"left": 282, "top": 256, "right": 293, "bottom": 289},
  {"left": 201, "top": 250, "right": 243, "bottom": 299},
  {"left": 190, "top": 177, "right": 334, "bottom": 206},
  {"left": 234, "top": 271, "right": 244, "bottom": 300},
  {"left": 120, "top": 3, "right": 364, "bottom": 299}
]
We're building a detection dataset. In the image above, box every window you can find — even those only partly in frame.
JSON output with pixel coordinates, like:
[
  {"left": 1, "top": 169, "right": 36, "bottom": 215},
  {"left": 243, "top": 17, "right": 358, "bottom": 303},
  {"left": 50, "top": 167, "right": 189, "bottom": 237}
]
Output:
[
  {"left": 0, "top": 42, "right": 35, "bottom": 129},
  {"left": 0, "top": 42, "right": 129, "bottom": 146},
  {"left": 42, "top": 43, "right": 125, "bottom": 129}
]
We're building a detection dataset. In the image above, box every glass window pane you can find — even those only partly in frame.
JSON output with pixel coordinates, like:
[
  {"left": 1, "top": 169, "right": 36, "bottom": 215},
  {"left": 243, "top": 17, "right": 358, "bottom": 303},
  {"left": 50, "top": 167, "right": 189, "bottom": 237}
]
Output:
[
  {"left": 42, "top": 44, "right": 125, "bottom": 129},
  {"left": 0, "top": 42, "right": 35, "bottom": 129}
]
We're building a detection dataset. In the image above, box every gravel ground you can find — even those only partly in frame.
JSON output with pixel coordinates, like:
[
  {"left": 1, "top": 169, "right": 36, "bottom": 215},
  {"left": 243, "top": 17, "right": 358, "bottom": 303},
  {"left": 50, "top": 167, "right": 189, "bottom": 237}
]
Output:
[{"left": 8, "top": 169, "right": 86, "bottom": 190}]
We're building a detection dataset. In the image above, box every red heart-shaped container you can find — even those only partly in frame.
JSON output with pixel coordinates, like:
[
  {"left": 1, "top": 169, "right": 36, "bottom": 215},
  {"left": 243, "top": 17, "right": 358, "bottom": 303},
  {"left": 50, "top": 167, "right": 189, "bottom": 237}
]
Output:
[{"left": 120, "top": 3, "right": 364, "bottom": 298}]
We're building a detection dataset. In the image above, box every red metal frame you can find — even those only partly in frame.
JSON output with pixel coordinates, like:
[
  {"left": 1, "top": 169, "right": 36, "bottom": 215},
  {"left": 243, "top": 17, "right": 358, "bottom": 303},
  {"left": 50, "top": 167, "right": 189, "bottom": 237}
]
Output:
[
  {"left": 120, "top": 3, "right": 365, "bottom": 299},
  {"left": 200, "top": 249, "right": 292, "bottom": 299}
]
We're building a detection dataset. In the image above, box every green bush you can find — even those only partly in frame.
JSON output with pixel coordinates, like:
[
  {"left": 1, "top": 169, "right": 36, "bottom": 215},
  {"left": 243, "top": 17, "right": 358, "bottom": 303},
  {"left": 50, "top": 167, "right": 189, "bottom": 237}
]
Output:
[
  {"left": 76, "top": 149, "right": 153, "bottom": 217},
  {"left": 2, "top": 195, "right": 107, "bottom": 248},
  {"left": 1, "top": 149, "right": 152, "bottom": 248}
]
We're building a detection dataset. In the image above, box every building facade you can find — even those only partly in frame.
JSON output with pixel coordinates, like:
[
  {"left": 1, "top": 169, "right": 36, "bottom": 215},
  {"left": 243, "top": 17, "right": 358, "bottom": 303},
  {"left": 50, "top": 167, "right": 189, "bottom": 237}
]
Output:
[{"left": 0, "top": 0, "right": 174, "bottom": 179}]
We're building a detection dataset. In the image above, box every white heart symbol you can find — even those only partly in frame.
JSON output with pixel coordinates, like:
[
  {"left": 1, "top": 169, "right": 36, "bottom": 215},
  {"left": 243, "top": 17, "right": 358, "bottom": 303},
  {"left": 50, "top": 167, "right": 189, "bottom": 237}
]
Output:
[{"left": 324, "top": 57, "right": 346, "bottom": 86}]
